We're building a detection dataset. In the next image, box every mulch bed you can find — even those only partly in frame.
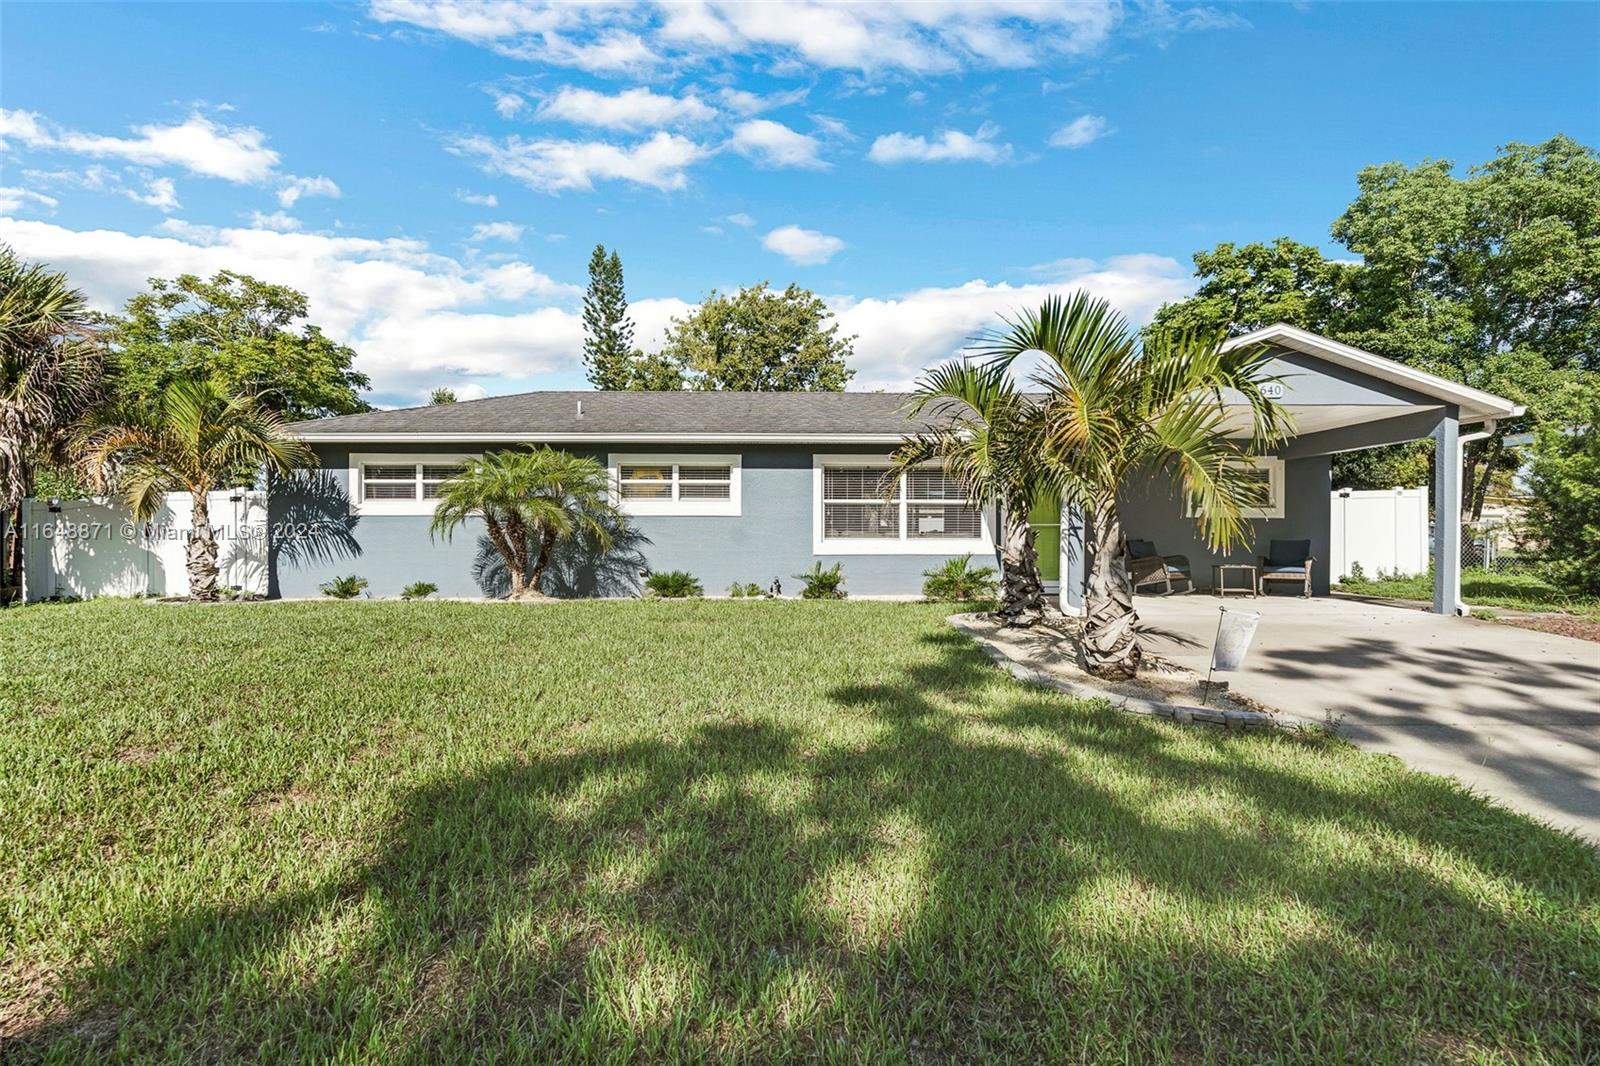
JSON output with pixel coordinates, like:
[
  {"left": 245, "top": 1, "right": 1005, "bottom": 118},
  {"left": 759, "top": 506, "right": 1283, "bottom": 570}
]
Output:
[{"left": 1490, "top": 612, "right": 1600, "bottom": 644}]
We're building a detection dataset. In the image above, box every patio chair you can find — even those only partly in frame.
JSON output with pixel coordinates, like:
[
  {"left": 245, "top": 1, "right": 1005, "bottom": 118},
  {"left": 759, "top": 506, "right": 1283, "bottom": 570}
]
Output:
[
  {"left": 1125, "top": 539, "right": 1194, "bottom": 595},
  {"left": 1258, "top": 539, "right": 1315, "bottom": 597}
]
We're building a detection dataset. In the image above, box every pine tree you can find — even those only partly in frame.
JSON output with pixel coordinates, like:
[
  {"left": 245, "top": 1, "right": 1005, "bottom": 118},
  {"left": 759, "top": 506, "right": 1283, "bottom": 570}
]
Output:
[{"left": 582, "top": 245, "right": 636, "bottom": 390}]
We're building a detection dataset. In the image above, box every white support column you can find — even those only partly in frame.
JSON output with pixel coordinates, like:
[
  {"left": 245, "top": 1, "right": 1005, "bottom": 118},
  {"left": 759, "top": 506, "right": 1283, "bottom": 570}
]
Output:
[{"left": 1431, "top": 407, "right": 1461, "bottom": 615}]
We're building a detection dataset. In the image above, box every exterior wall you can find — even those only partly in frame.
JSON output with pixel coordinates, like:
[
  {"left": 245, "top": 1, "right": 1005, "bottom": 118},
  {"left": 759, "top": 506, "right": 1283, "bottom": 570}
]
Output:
[
  {"left": 1115, "top": 454, "right": 1334, "bottom": 596},
  {"left": 268, "top": 442, "right": 1000, "bottom": 599}
]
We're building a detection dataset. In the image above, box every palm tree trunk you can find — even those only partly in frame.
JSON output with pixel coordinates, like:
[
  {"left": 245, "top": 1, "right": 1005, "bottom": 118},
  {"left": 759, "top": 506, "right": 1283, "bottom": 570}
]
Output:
[
  {"left": 482, "top": 514, "right": 527, "bottom": 597},
  {"left": 186, "top": 492, "right": 220, "bottom": 601},
  {"left": 996, "top": 516, "right": 1046, "bottom": 627},
  {"left": 526, "top": 526, "right": 559, "bottom": 597},
  {"left": 5, "top": 502, "right": 21, "bottom": 601},
  {"left": 1082, "top": 499, "right": 1140, "bottom": 679}
]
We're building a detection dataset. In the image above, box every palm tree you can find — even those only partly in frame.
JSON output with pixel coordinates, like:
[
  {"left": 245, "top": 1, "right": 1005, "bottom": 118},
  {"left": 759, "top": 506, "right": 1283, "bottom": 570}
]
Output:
[
  {"left": 890, "top": 360, "right": 1052, "bottom": 626},
  {"left": 976, "top": 293, "right": 1289, "bottom": 678},
  {"left": 0, "top": 246, "right": 105, "bottom": 596},
  {"left": 429, "top": 446, "right": 622, "bottom": 599},
  {"left": 79, "top": 376, "right": 312, "bottom": 600}
]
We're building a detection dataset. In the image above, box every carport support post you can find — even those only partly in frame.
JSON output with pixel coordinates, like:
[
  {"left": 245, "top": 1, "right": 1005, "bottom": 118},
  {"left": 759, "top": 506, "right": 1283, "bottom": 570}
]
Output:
[{"left": 1432, "top": 407, "right": 1461, "bottom": 615}]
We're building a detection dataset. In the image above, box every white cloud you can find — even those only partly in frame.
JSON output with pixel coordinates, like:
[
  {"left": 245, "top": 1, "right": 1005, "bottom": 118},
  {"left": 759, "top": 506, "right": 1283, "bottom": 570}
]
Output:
[
  {"left": 0, "top": 215, "right": 585, "bottom": 404},
  {"left": 127, "top": 176, "right": 180, "bottom": 212},
  {"left": 1, "top": 213, "right": 1195, "bottom": 403},
  {"left": 724, "top": 212, "right": 755, "bottom": 227},
  {"left": 866, "top": 122, "right": 1012, "bottom": 165},
  {"left": 728, "top": 119, "right": 826, "bottom": 170},
  {"left": 368, "top": 1, "right": 1123, "bottom": 75},
  {"left": 536, "top": 86, "right": 716, "bottom": 130},
  {"left": 762, "top": 224, "right": 845, "bottom": 266},
  {"left": 470, "top": 221, "right": 524, "bottom": 242},
  {"left": 277, "top": 174, "right": 342, "bottom": 207},
  {"left": 455, "top": 189, "right": 499, "bottom": 207},
  {"left": 1049, "top": 114, "right": 1110, "bottom": 149},
  {"left": 834, "top": 255, "right": 1197, "bottom": 389},
  {"left": 0, "top": 186, "right": 58, "bottom": 214},
  {"left": 0, "top": 109, "right": 283, "bottom": 183},
  {"left": 248, "top": 210, "right": 302, "bottom": 232},
  {"left": 714, "top": 85, "right": 809, "bottom": 115},
  {"left": 452, "top": 130, "right": 708, "bottom": 192},
  {"left": 490, "top": 90, "right": 528, "bottom": 119}
]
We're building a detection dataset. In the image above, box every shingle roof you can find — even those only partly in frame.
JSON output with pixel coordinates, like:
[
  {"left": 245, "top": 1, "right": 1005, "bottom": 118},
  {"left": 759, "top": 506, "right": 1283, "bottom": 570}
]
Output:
[{"left": 291, "top": 390, "right": 953, "bottom": 440}]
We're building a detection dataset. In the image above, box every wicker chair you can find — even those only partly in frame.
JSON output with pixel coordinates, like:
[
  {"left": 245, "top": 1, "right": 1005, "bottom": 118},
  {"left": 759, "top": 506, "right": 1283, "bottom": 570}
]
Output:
[
  {"left": 1258, "top": 539, "right": 1315, "bottom": 597},
  {"left": 1125, "top": 539, "right": 1194, "bottom": 595}
]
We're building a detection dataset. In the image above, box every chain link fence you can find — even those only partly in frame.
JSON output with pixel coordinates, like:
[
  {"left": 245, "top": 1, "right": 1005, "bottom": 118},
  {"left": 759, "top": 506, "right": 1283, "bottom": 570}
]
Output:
[{"left": 1460, "top": 519, "right": 1543, "bottom": 576}]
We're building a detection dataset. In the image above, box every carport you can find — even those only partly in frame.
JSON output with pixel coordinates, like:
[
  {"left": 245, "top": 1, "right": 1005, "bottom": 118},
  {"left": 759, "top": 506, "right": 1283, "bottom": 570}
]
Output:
[{"left": 1058, "top": 324, "right": 1524, "bottom": 616}]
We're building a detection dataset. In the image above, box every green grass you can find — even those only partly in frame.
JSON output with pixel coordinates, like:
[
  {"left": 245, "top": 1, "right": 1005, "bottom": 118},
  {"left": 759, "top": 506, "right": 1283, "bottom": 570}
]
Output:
[
  {"left": 2, "top": 600, "right": 1596, "bottom": 1063},
  {"left": 1337, "top": 570, "right": 1600, "bottom": 618}
]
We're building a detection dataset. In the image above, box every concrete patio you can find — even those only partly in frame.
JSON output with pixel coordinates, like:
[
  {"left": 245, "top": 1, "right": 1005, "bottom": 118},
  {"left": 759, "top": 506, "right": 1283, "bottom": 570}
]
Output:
[{"left": 1134, "top": 592, "right": 1600, "bottom": 842}]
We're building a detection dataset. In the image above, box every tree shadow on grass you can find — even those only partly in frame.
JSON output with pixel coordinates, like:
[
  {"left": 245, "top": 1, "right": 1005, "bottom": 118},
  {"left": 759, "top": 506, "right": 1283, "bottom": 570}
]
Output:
[{"left": 12, "top": 632, "right": 1598, "bottom": 1062}]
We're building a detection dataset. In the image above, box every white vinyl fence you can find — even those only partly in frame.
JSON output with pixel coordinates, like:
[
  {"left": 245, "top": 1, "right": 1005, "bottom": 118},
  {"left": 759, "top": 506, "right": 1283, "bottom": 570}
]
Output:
[
  {"left": 19, "top": 491, "right": 268, "bottom": 602},
  {"left": 1328, "top": 486, "right": 1428, "bottom": 581}
]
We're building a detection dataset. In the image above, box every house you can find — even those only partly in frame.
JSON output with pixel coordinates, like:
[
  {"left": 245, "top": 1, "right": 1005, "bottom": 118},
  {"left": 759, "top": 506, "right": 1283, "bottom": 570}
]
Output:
[{"left": 280, "top": 324, "right": 1521, "bottom": 612}]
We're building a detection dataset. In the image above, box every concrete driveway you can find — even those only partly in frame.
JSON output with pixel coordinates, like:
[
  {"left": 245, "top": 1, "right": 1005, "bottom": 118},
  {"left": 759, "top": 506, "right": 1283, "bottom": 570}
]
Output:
[{"left": 1136, "top": 593, "right": 1600, "bottom": 842}]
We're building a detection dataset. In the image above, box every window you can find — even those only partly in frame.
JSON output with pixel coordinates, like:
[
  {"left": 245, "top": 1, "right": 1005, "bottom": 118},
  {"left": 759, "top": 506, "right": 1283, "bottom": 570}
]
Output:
[
  {"left": 609, "top": 454, "right": 740, "bottom": 516},
  {"left": 350, "top": 454, "right": 473, "bottom": 514},
  {"left": 813, "top": 456, "right": 991, "bottom": 553},
  {"left": 1186, "top": 456, "right": 1286, "bottom": 520}
]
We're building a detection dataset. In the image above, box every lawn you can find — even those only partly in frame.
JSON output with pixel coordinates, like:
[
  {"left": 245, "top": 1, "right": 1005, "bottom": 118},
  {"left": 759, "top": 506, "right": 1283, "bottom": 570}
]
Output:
[
  {"left": 2, "top": 600, "right": 1596, "bottom": 1063},
  {"left": 1336, "top": 569, "right": 1600, "bottom": 618}
]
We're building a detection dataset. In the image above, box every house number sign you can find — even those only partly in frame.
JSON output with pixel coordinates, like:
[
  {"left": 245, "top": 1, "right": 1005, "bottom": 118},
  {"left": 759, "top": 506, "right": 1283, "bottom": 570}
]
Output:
[{"left": 1259, "top": 382, "right": 1286, "bottom": 399}]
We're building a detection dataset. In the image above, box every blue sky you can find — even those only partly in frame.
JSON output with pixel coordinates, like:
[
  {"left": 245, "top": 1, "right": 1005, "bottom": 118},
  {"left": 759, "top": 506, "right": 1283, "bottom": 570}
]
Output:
[{"left": 3, "top": 1, "right": 1596, "bottom": 406}]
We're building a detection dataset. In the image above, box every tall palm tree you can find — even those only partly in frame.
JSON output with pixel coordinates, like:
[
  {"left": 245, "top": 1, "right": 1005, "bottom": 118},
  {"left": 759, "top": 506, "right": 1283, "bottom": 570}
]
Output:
[
  {"left": 430, "top": 446, "right": 622, "bottom": 599},
  {"left": 890, "top": 360, "right": 1051, "bottom": 626},
  {"left": 976, "top": 293, "right": 1289, "bottom": 678},
  {"left": 0, "top": 246, "right": 105, "bottom": 596},
  {"left": 79, "top": 376, "right": 312, "bottom": 601}
]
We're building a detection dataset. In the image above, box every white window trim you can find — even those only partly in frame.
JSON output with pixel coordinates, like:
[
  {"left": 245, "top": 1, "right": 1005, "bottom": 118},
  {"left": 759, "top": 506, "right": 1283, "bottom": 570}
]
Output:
[
  {"left": 607, "top": 453, "right": 742, "bottom": 517},
  {"left": 349, "top": 452, "right": 478, "bottom": 515},
  {"left": 812, "top": 454, "right": 995, "bottom": 555},
  {"left": 1186, "top": 456, "right": 1286, "bottom": 520}
]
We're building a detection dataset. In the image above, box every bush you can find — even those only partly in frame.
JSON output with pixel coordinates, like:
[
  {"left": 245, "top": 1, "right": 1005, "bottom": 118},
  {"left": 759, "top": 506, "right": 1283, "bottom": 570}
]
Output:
[
  {"left": 921, "top": 554, "right": 999, "bottom": 602},
  {"left": 727, "top": 581, "right": 765, "bottom": 598},
  {"left": 645, "top": 570, "right": 703, "bottom": 598},
  {"left": 401, "top": 581, "right": 438, "bottom": 601},
  {"left": 1525, "top": 413, "right": 1600, "bottom": 595},
  {"left": 319, "top": 575, "right": 368, "bottom": 600},
  {"left": 794, "top": 562, "right": 846, "bottom": 599}
]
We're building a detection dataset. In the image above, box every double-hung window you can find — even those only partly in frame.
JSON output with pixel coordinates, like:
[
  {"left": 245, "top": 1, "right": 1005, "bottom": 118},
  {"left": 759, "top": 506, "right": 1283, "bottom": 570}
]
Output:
[
  {"left": 813, "top": 455, "right": 991, "bottom": 553},
  {"left": 1186, "top": 456, "right": 1286, "bottom": 520},
  {"left": 609, "top": 454, "right": 741, "bottom": 516},
  {"left": 350, "top": 454, "right": 472, "bottom": 514}
]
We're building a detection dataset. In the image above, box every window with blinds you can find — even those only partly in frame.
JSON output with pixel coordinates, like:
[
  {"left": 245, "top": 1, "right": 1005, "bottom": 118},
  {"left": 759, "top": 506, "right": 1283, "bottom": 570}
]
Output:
[
  {"left": 619, "top": 462, "right": 732, "bottom": 501},
  {"left": 1186, "top": 457, "right": 1286, "bottom": 519},
  {"left": 361, "top": 461, "right": 465, "bottom": 503},
  {"left": 610, "top": 455, "right": 740, "bottom": 514},
  {"left": 818, "top": 462, "right": 985, "bottom": 546},
  {"left": 823, "top": 466, "right": 900, "bottom": 539}
]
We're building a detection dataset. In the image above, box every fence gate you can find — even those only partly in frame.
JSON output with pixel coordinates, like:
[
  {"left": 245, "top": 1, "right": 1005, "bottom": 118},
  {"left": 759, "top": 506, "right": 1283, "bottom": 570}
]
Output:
[
  {"left": 19, "top": 492, "right": 268, "bottom": 602},
  {"left": 1329, "top": 487, "right": 1428, "bottom": 581}
]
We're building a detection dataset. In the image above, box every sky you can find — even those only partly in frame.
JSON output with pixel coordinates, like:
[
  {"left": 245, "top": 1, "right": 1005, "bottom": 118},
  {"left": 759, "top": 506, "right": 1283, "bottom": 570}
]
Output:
[{"left": 2, "top": 1, "right": 1596, "bottom": 408}]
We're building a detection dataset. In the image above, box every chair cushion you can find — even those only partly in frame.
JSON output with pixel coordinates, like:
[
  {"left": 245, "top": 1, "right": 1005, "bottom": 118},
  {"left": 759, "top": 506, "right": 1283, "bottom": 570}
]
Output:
[
  {"left": 1261, "top": 564, "right": 1307, "bottom": 575},
  {"left": 1266, "top": 539, "right": 1311, "bottom": 566},
  {"left": 1126, "top": 539, "right": 1158, "bottom": 560}
]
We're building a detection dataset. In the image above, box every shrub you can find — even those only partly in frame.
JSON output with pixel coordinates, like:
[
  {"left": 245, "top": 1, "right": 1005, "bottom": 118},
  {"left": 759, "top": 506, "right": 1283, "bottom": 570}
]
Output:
[
  {"left": 794, "top": 561, "right": 846, "bottom": 599},
  {"left": 645, "top": 570, "right": 703, "bottom": 598},
  {"left": 727, "top": 581, "right": 765, "bottom": 598},
  {"left": 402, "top": 581, "right": 438, "bottom": 601},
  {"left": 319, "top": 575, "right": 368, "bottom": 600},
  {"left": 1525, "top": 413, "right": 1600, "bottom": 595},
  {"left": 921, "top": 554, "right": 999, "bottom": 602}
]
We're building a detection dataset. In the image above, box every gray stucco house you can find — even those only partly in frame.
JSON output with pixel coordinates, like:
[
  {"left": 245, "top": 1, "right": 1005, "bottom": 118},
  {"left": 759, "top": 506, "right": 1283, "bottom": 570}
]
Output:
[{"left": 279, "top": 323, "right": 1520, "bottom": 614}]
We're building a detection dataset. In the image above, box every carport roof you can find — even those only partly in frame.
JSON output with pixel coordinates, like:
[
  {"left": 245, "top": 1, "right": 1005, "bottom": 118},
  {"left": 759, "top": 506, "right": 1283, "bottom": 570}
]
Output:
[{"left": 1224, "top": 323, "right": 1523, "bottom": 424}]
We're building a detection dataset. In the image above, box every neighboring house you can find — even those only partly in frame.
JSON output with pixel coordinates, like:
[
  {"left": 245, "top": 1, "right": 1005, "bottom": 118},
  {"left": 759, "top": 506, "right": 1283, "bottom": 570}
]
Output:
[{"left": 281, "top": 324, "right": 1521, "bottom": 613}]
